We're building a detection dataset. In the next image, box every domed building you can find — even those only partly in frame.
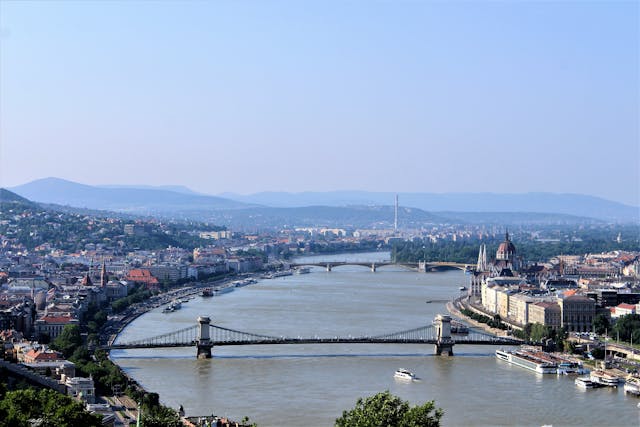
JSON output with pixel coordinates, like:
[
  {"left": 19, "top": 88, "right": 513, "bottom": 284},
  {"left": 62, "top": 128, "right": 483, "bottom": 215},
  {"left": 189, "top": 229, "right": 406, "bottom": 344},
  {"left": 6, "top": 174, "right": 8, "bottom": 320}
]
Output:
[
  {"left": 495, "top": 230, "right": 518, "bottom": 271},
  {"left": 496, "top": 231, "right": 516, "bottom": 263}
]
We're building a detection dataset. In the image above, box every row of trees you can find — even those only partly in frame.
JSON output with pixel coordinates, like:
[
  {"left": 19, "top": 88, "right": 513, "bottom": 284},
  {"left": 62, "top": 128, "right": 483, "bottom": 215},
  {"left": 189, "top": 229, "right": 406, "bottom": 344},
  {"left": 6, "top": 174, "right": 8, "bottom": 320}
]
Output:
[
  {"left": 110, "top": 284, "right": 155, "bottom": 313},
  {"left": 460, "top": 308, "right": 507, "bottom": 330}
]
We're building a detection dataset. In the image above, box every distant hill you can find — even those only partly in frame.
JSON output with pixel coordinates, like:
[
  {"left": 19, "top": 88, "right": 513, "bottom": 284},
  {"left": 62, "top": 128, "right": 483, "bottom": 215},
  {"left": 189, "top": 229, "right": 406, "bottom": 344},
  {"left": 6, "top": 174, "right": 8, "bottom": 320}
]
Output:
[
  {"left": 10, "top": 178, "right": 636, "bottom": 227},
  {"left": 10, "top": 178, "right": 252, "bottom": 214},
  {"left": 0, "top": 188, "right": 34, "bottom": 205},
  {"left": 220, "top": 191, "right": 639, "bottom": 222},
  {"left": 191, "top": 206, "right": 598, "bottom": 231},
  {"left": 98, "top": 184, "right": 203, "bottom": 195}
]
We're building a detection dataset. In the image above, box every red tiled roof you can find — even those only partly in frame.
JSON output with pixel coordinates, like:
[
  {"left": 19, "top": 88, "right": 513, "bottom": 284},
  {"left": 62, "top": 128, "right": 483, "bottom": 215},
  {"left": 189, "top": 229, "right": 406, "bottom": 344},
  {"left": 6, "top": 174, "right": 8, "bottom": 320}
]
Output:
[
  {"left": 126, "top": 269, "right": 159, "bottom": 284},
  {"left": 25, "top": 349, "right": 63, "bottom": 362},
  {"left": 38, "top": 315, "right": 76, "bottom": 324}
]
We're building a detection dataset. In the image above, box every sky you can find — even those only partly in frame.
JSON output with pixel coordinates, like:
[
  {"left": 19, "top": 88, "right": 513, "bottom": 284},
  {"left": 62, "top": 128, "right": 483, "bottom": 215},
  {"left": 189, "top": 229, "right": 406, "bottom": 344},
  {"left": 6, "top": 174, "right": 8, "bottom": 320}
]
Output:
[{"left": 1, "top": 1, "right": 638, "bottom": 206}]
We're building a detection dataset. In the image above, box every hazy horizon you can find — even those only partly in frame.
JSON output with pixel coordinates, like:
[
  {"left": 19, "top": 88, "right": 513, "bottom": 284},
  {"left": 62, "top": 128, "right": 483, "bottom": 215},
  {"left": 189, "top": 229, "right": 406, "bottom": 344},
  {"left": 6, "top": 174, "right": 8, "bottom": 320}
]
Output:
[{"left": 1, "top": 1, "right": 638, "bottom": 206}]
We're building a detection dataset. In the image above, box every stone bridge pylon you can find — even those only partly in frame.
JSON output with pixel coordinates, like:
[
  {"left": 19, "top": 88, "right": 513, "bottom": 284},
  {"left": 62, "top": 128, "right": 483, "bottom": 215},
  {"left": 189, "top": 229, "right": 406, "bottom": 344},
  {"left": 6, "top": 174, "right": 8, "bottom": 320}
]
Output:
[
  {"left": 434, "top": 314, "right": 454, "bottom": 356},
  {"left": 197, "top": 316, "right": 213, "bottom": 359}
]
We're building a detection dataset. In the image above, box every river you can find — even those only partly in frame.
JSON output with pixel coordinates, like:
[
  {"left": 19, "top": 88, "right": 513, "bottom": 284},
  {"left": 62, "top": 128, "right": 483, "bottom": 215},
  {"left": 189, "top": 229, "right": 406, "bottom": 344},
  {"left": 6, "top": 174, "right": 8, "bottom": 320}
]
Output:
[{"left": 111, "top": 252, "right": 639, "bottom": 426}]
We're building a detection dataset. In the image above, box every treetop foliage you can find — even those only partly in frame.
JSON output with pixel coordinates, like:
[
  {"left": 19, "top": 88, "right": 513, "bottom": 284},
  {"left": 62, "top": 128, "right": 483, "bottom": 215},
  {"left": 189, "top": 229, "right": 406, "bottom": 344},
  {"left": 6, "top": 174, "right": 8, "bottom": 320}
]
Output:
[
  {"left": 335, "top": 391, "right": 443, "bottom": 427},
  {"left": 0, "top": 388, "right": 103, "bottom": 427}
]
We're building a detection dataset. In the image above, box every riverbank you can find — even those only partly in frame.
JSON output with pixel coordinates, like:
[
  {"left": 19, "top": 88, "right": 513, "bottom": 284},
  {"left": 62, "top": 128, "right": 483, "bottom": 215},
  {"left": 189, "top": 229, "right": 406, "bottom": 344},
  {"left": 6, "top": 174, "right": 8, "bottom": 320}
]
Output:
[
  {"left": 446, "top": 297, "right": 510, "bottom": 337},
  {"left": 103, "top": 273, "right": 261, "bottom": 424}
]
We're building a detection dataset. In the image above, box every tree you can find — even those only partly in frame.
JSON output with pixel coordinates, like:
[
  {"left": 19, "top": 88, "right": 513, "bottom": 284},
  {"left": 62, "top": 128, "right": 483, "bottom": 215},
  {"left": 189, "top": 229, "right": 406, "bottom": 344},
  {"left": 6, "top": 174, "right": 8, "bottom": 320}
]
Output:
[
  {"left": 335, "top": 391, "right": 443, "bottom": 427},
  {"left": 612, "top": 314, "right": 640, "bottom": 342},
  {"left": 593, "top": 313, "right": 610, "bottom": 335},
  {"left": 0, "top": 388, "right": 103, "bottom": 427},
  {"left": 51, "top": 324, "right": 82, "bottom": 358}
]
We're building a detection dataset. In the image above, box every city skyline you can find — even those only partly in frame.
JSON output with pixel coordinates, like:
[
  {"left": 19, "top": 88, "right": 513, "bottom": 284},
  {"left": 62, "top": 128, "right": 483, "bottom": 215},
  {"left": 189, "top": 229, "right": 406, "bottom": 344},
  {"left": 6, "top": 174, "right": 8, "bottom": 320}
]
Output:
[{"left": 1, "top": 1, "right": 638, "bottom": 206}]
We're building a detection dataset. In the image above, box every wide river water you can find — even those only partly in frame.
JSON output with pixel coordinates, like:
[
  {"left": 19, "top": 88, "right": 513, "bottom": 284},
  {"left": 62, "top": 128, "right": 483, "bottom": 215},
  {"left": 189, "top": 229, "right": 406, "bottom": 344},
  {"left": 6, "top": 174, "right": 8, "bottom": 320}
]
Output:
[{"left": 112, "top": 252, "right": 639, "bottom": 426}]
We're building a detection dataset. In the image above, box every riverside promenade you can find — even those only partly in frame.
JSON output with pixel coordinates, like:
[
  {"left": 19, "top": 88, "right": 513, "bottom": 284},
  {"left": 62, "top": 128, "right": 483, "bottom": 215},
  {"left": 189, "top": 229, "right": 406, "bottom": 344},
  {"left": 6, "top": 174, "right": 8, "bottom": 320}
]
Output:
[{"left": 446, "top": 297, "right": 511, "bottom": 337}]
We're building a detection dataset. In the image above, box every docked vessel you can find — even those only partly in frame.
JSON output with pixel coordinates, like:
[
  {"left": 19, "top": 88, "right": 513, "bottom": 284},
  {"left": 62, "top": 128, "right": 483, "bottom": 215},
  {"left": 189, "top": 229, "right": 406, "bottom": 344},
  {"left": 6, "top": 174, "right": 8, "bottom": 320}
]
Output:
[
  {"left": 213, "top": 286, "right": 234, "bottom": 296},
  {"left": 590, "top": 370, "right": 621, "bottom": 387},
  {"left": 458, "top": 286, "right": 467, "bottom": 291},
  {"left": 272, "top": 270, "right": 293, "bottom": 278},
  {"left": 575, "top": 377, "right": 598, "bottom": 389},
  {"left": 394, "top": 369, "right": 416, "bottom": 381},
  {"left": 233, "top": 278, "right": 257, "bottom": 288},
  {"left": 557, "top": 361, "right": 589, "bottom": 376},
  {"left": 162, "top": 300, "right": 182, "bottom": 313},
  {"left": 495, "top": 348, "right": 557, "bottom": 374},
  {"left": 295, "top": 267, "right": 311, "bottom": 275},
  {"left": 624, "top": 376, "right": 640, "bottom": 396},
  {"left": 200, "top": 288, "right": 214, "bottom": 297}
]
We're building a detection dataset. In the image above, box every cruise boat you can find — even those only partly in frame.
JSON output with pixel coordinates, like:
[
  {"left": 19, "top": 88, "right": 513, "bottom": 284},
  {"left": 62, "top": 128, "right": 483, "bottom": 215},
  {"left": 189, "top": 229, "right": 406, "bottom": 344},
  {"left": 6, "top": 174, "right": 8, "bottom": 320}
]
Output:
[
  {"left": 272, "top": 270, "right": 293, "bottom": 278},
  {"left": 575, "top": 377, "right": 598, "bottom": 389},
  {"left": 200, "top": 288, "right": 214, "bottom": 297},
  {"left": 495, "top": 348, "right": 557, "bottom": 374},
  {"left": 233, "top": 278, "right": 257, "bottom": 288},
  {"left": 459, "top": 286, "right": 467, "bottom": 291},
  {"left": 557, "top": 361, "right": 589, "bottom": 376},
  {"left": 624, "top": 376, "right": 640, "bottom": 396},
  {"left": 590, "top": 370, "right": 621, "bottom": 387},
  {"left": 295, "top": 267, "right": 311, "bottom": 275},
  {"left": 394, "top": 369, "right": 416, "bottom": 381},
  {"left": 212, "top": 286, "right": 234, "bottom": 296}
]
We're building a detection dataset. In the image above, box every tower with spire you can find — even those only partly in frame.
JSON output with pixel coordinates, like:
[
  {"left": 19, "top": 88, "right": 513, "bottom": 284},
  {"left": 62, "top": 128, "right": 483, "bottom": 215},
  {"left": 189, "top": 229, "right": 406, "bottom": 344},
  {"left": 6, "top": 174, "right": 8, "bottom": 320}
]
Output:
[{"left": 100, "top": 259, "right": 108, "bottom": 287}]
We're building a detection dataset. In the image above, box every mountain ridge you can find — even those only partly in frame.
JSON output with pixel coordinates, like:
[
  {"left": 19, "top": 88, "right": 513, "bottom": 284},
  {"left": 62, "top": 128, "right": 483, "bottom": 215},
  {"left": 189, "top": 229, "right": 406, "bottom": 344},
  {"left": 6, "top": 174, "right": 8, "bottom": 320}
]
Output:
[
  {"left": 8, "top": 178, "right": 638, "bottom": 223},
  {"left": 219, "top": 190, "right": 639, "bottom": 222}
]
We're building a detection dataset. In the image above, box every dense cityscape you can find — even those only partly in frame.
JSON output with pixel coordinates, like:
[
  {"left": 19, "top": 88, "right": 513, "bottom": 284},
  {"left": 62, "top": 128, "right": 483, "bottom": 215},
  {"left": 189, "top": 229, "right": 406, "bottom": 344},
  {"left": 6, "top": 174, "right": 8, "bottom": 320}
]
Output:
[
  {"left": 0, "top": 185, "right": 639, "bottom": 425},
  {"left": 1, "top": 1, "right": 638, "bottom": 426}
]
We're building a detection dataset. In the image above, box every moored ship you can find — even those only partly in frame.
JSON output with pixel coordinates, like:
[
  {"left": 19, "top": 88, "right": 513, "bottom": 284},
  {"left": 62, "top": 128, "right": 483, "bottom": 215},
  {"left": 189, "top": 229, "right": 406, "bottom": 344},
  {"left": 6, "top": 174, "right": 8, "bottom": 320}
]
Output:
[
  {"left": 624, "top": 376, "right": 640, "bottom": 396},
  {"left": 575, "top": 376, "right": 598, "bottom": 389},
  {"left": 590, "top": 370, "right": 622, "bottom": 387},
  {"left": 200, "top": 288, "right": 214, "bottom": 297},
  {"left": 495, "top": 348, "right": 557, "bottom": 374}
]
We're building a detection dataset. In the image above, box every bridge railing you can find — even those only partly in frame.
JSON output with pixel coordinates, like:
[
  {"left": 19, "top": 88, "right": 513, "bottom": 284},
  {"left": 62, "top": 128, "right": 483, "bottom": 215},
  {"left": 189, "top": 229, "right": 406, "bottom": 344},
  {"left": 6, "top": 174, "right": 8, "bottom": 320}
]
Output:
[{"left": 116, "top": 325, "right": 199, "bottom": 347}]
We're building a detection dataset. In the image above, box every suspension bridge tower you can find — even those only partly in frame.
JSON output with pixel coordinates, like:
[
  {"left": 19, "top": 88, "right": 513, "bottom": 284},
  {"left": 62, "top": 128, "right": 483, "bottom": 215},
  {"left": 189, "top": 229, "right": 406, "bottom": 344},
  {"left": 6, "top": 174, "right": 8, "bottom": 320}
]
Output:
[
  {"left": 197, "top": 316, "right": 213, "bottom": 359},
  {"left": 434, "top": 314, "right": 454, "bottom": 356}
]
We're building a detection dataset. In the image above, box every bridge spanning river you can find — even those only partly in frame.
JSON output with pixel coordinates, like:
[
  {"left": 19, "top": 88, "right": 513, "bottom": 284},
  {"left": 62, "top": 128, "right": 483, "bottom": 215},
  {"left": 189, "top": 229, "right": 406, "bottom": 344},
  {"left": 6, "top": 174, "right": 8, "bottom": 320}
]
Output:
[
  {"left": 106, "top": 315, "right": 522, "bottom": 358},
  {"left": 289, "top": 260, "right": 472, "bottom": 272}
]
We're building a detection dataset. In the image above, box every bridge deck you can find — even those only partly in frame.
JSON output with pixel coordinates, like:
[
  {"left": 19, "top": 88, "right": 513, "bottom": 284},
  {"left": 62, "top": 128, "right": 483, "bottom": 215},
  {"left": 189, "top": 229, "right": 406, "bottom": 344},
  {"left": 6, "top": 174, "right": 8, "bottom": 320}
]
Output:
[
  {"left": 108, "top": 337, "right": 521, "bottom": 350},
  {"left": 107, "top": 320, "right": 523, "bottom": 351}
]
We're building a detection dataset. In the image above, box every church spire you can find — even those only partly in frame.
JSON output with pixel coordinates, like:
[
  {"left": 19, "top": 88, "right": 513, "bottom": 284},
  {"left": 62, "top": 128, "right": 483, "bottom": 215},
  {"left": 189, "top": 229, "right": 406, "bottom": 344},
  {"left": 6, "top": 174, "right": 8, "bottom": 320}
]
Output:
[{"left": 100, "top": 259, "right": 108, "bottom": 287}]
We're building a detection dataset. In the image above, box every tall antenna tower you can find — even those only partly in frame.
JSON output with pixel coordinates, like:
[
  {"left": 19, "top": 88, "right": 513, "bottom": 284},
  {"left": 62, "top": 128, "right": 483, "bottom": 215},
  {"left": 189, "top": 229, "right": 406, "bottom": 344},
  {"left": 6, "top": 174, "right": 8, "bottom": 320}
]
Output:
[{"left": 394, "top": 194, "right": 398, "bottom": 233}]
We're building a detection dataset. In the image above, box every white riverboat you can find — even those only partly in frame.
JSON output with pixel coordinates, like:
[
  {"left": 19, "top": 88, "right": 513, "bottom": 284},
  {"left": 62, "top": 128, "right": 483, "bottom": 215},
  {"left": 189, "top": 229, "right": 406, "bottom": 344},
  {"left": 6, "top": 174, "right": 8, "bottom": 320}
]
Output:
[
  {"left": 557, "top": 361, "right": 589, "bottom": 376},
  {"left": 590, "top": 370, "right": 622, "bottom": 387},
  {"left": 575, "top": 376, "right": 598, "bottom": 389},
  {"left": 495, "top": 348, "right": 557, "bottom": 374},
  {"left": 213, "top": 286, "right": 234, "bottom": 296},
  {"left": 624, "top": 376, "right": 640, "bottom": 396},
  {"left": 394, "top": 369, "right": 416, "bottom": 381}
]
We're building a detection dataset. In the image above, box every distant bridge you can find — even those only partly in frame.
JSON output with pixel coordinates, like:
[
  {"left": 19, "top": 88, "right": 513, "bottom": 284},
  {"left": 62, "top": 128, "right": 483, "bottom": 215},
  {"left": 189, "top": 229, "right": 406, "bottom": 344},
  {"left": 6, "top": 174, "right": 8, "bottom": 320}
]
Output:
[
  {"left": 289, "top": 261, "right": 472, "bottom": 272},
  {"left": 106, "top": 315, "right": 522, "bottom": 358}
]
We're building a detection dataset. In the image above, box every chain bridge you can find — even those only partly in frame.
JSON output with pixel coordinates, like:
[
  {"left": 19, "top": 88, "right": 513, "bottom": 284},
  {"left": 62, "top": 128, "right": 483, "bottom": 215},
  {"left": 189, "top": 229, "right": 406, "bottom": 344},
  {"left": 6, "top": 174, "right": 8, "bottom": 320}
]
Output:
[{"left": 106, "top": 315, "right": 523, "bottom": 358}]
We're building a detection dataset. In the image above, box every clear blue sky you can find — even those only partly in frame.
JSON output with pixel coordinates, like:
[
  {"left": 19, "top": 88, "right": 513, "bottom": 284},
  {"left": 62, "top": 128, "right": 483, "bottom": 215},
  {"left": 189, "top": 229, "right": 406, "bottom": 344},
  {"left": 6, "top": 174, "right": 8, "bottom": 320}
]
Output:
[{"left": 1, "top": 1, "right": 638, "bottom": 206}]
